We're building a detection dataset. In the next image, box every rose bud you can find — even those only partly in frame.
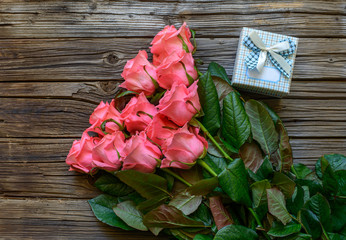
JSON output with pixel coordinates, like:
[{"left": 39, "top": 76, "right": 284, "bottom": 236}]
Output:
[
  {"left": 119, "top": 50, "right": 158, "bottom": 96},
  {"left": 66, "top": 132, "right": 100, "bottom": 173},
  {"left": 145, "top": 113, "right": 179, "bottom": 146},
  {"left": 157, "top": 81, "right": 200, "bottom": 126},
  {"left": 121, "top": 93, "right": 158, "bottom": 134},
  {"left": 161, "top": 125, "right": 208, "bottom": 169},
  {"left": 156, "top": 51, "right": 197, "bottom": 90},
  {"left": 122, "top": 132, "right": 162, "bottom": 173},
  {"left": 89, "top": 100, "right": 123, "bottom": 133},
  {"left": 151, "top": 22, "right": 194, "bottom": 66},
  {"left": 92, "top": 131, "right": 126, "bottom": 172}
]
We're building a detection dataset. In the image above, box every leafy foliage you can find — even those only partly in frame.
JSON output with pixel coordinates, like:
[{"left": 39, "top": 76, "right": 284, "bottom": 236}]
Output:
[{"left": 87, "top": 62, "right": 345, "bottom": 240}]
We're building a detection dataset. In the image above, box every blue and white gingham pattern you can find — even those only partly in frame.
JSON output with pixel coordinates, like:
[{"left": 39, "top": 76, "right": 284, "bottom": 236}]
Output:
[
  {"left": 231, "top": 27, "right": 299, "bottom": 98},
  {"left": 243, "top": 36, "right": 296, "bottom": 78}
]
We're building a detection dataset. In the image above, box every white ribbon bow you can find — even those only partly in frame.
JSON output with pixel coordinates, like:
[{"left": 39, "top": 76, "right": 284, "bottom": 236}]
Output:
[{"left": 249, "top": 31, "right": 291, "bottom": 74}]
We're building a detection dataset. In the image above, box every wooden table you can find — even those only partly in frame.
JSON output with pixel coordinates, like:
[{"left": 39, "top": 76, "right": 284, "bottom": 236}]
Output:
[{"left": 0, "top": 1, "right": 345, "bottom": 239}]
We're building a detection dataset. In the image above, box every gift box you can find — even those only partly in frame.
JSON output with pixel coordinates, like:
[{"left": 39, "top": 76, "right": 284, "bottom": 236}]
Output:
[{"left": 231, "top": 27, "right": 299, "bottom": 97}]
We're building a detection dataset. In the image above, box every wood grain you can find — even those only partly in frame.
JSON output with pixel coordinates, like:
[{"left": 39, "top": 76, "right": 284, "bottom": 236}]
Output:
[
  {"left": 0, "top": 2, "right": 345, "bottom": 39},
  {"left": 0, "top": 198, "right": 169, "bottom": 240},
  {"left": 0, "top": 38, "right": 345, "bottom": 81},
  {"left": 1, "top": 0, "right": 344, "bottom": 15}
]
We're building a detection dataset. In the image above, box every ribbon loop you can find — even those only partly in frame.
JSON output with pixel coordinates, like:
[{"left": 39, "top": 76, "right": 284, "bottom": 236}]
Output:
[{"left": 243, "top": 31, "right": 296, "bottom": 78}]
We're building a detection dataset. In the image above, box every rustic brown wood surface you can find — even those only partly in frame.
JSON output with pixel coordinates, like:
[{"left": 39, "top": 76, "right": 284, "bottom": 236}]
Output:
[{"left": 0, "top": 0, "right": 345, "bottom": 239}]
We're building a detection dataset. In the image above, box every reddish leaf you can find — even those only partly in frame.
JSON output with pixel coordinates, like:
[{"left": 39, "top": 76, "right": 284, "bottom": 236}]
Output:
[
  {"left": 143, "top": 204, "right": 205, "bottom": 228},
  {"left": 277, "top": 121, "right": 293, "bottom": 172},
  {"left": 239, "top": 142, "right": 264, "bottom": 173},
  {"left": 209, "top": 196, "right": 234, "bottom": 230}
]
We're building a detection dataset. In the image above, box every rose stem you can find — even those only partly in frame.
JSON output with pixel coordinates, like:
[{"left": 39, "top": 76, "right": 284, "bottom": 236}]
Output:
[
  {"left": 194, "top": 119, "right": 233, "bottom": 162},
  {"left": 248, "top": 208, "right": 271, "bottom": 240},
  {"left": 197, "top": 159, "right": 217, "bottom": 177},
  {"left": 161, "top": 168, "right": 192, "bottom": 187}
]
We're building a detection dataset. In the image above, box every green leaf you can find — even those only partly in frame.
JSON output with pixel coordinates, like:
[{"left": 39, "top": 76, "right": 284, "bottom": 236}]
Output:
[
  {"left": 287, "top": 185, "right": 305, "bottom": 215},
  {"left": 207, "top": 62, "right": 231, "bottom": 85},
  {"left": 305, "top": 193, "right": 332, "bottom": 231},
  {"left": 322, "top": 164, "right": 339, "bottom": 195},
  {"left": 190, "top": 203, "right": 213, "bottom": 227},
  {"left": 202, "top": 154, "right": 228, "bottom": 175},
  {"left": 113, "top": 200, "right": 147, "bottom": 231},
  {"left": 193, "top": 234, "right": 213, "bottom": 240},
  {"left": 187, "top": 177, "right": 219, "bottom": 196},
  {"left": 267, "top": 188, "right": 291, "bottom": 225},
  {"left": 221, "top": 92, "right": 251, "bottom": 150},
  {"left": 276, "top": 120, "right": 293, "bottom": 172},
  {"left": 116, "top": 170, "right": 169, "bottom": 199},
  {"left": 260, "top": 102, "right": 281, "bottom": 125},
  {"left": 169, "top": 191, "right": 202, "bottom": 215},
  {"left": 298, "top": 208, "right": 322, "bottom": 239},
  {"left": 197, "top": 71, "right": 221, "bottom": 136},
  {"left": 293, "top": 163, "right": 313, "bottom": 179},
  {"left": 88, "top": 194, "right": 133, "bottom": 230},
  {"left": 115, "top": 90, "right": 139, "bottom": 98},
  {"left": 268, "top": 221, "right": 302, "bottom": 237},
  {"left": 214, "top": 225, "right": 258, "bottom": 240},
  {"left": 137, "top": 194, "right": 170, "bottom": 214},
  {"left": 170, "top": 229, "right": 192, "bottom": 240},
  {"left": 218, "top": 158, "right": 252, "bottom": 207},
  {"left": 209, "top": 196, "right": 234, "bottom": 230},
  {"left": 245, "top": 99, "right": 279, "bottom": 155},
  {"left": 143, "top": 204, "right": 206, "bottom": 228},
  {"left": 328, "top": 233, "right": 342, "bottom": 240},
  {"left": 94, "top": 172, "right": 133, "bottom": 196},
  {"left": 220, "top": 137, "right": 239, "bottom": 154},
  {"left": 239, "top": 142, "right": 264, "bottom": 173},
  {"left": 334, "top": 170, "right": 346, "bottom": 196},
  {"left": 295, "top": 178, "right": 324, "bottom": 197},
  {"left": 330, "top": 198, "right": 346, "bottom": 232},
  {"left": 280, "top": 233, "right": 312, "bottom": 240},
  {"left": 117, "top": 191, "right": 145, "bottom": 205},
  {"left": 251, "top": 179, "right": 271, "bottom": 208},
  {"left": 272, "top": 172, "right": 296, "bottom": 198},
  {"left": 207, "top": 137, "right": 238, "bottom": 158},
  {"left": 315, "top": 154, "right": 346, "bottom": 178},
  {"left": 256, "top": 156, "right": 274, "bottom": 180}
]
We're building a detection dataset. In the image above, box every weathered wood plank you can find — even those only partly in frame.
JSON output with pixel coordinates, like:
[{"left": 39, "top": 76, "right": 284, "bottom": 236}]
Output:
[
  {"left": 1, "top": 81, "right": 346, "bottom": 101},
  {"left": 0, "top": 138, "right": 345, "bottom": 198},
  {"left": 0, "top": 11, "right": 344, "bottom": 38},
  {"left": 0, "top": 38, "right": 345, "bottom": 81},
  {"left": 0, "top": 198, "right": 169, "bottom": 240},
  {"left": 1, "top": 0, "right": 344, "bottom": 15},
  {"left": 0, "top": 98, "right": 345, "bottom": 138}
]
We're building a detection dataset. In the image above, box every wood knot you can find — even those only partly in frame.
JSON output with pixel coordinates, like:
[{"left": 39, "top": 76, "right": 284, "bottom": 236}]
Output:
[
  {"left": 99, "top": 81, "right": 118, "bottom": 93},
  {"left": 104, "top": 53, "right": 119, "bottom": 66},
  {"left": 89, "top": 2, "right": 97, "bottom": 10}
]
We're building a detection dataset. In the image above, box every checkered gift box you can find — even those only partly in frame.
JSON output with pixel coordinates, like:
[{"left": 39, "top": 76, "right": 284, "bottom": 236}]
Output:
[{"left": 231, "top": 27, "right": 299, "bottom": 98}]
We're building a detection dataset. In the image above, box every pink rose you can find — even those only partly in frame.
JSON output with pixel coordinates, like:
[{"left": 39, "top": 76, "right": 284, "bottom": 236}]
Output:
[
  {"left": 119, "top": 50, "right": 157, "bottom": 96},
  {"left": 66, "top": 132, "right": 100, "bottom": 173},
  {"left": 157, "top": 81, "right": 200, "bottom": 126},
  {"left": 122, "top": 132, "right": 162, "bottom": 173},
  {"left": 89, "top": 100, "right": 123, "bottom": 133},
  {"left": 145, "top": 113, "right": 179, "bottom": 146},
  {"left": 151, "top": 22, "right": 194, "bottom": 66},
  {"left": 156, "top": 51, "right": 197, "bottom": 90},
  {"left": 121, "top": 93, "right": 158, "bottom": 134},
  {"left": 161, "top": 125, "right": 208, "bottom": 169},
  {"left": 92, "top": 131, "right": 126, "bottom": 172}
]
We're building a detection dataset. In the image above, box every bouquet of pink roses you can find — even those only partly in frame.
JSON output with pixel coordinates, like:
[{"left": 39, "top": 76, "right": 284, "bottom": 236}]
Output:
[{"left": 66, "top": 23, "right": 346, "bottom": 240}]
